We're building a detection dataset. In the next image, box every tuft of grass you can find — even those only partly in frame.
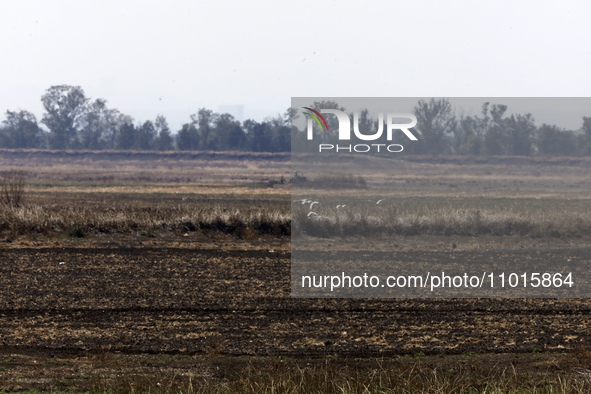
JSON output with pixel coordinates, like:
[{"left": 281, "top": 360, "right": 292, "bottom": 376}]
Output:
[
  {"left": 293, "top": 201, "right": 591, "bottom": 239},
  {"left": 0, "top": 202, "right": 290, "bottom": 239},
  {"left": 1, "top": 352, "right": 591, "bottom": 393},
  {"left": 0, "top": 169, "right": 26, "bottom": 208},
  {"left": 67, "top": 223, "right": 85, "bottom": 238}
]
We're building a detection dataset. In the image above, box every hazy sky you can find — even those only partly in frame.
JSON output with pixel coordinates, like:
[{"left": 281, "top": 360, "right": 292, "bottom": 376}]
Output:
[{"left": 1, "top": 0, "right": 590, "bottom": 131}]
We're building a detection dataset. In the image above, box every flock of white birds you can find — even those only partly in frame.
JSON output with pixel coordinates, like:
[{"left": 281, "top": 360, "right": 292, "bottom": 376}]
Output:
[{"left": 294, "top": 198, "right": 387, "bottom": 220}]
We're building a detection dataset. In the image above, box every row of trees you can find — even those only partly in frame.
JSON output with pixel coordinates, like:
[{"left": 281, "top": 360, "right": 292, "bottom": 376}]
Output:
[
  {"left": 2, "top": 86, "right": 590, "bottom": 155},
  {"left": 0, "top": 85, "right": 291, "bottom": 152},
  {"left": 294, "top": 99, "right": 591, "bottom": 156},
  {"left": 410, "top": 99, "right": 591, "bottom": 156}
]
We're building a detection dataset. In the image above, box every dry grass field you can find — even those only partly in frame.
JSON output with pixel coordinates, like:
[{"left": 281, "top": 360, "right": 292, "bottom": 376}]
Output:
[{"left": 0, "top": 150, "right": 591, "bottom": 392}]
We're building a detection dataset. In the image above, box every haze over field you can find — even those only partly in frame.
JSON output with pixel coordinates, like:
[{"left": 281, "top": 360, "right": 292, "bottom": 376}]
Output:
[
  {"left": 2, "top": 2, "right": 591, "bottom": 392},
  {"left": 1, "top": 0, "right": 590, "bottom": 131}
]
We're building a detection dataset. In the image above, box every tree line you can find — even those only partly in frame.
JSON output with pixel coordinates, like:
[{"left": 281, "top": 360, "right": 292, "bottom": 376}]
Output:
[
  {"left": 294, "top": 99, "right": 591, "bottom": 156},
  {"left": 2, "top": 86, "right": 590, "bottom": 155},
  {"left": 0, "top": 85, "right": 291, "bottom": 152}
]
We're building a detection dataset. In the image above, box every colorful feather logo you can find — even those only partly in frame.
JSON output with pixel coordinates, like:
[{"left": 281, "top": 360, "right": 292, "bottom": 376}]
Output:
[{"left": 303, "top": 107, "right": 328, "bottom": 132}]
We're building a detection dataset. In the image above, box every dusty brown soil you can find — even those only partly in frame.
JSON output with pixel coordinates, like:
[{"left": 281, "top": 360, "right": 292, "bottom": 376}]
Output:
[
  {"left": 1, "top": 151, "right": 591, "bottom": 390},
  {"left": 0, "top": 246, "right": 589, "bottom": 357}
]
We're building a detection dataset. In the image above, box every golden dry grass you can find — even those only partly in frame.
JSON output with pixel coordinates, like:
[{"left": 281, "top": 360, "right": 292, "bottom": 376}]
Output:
[
  {"left": 0, "top": 201, "right": 290, "bottom": 238},
  {"left": 1, "top": 351, "right": 591, "bottom": 393},
  {"left": 293, "top": 199, "right": 591, "bottom": 238}
]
